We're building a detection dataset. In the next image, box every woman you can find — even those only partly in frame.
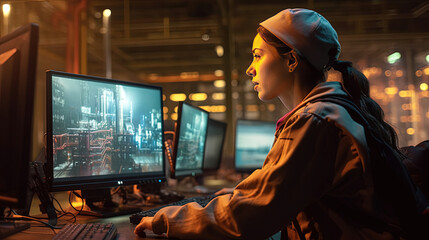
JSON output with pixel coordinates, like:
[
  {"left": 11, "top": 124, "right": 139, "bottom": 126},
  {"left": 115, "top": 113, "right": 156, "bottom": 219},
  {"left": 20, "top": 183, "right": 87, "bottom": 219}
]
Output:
[{"left": 135, "top": 8, "right": 407, "bottom": 239}]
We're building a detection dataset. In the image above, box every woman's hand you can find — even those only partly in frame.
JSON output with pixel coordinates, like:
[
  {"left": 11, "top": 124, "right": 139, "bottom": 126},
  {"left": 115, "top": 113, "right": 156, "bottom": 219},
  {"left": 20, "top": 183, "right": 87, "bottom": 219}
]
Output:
[{"left": 134, "top": 217, "right": 154, "bottom": 238}]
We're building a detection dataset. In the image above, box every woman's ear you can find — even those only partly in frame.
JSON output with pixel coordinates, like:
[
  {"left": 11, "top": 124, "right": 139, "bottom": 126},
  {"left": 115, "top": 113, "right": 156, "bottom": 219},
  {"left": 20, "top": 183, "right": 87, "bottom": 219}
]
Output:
[{"left": 284, "top": 51, "right": 299, "bottom": 72}]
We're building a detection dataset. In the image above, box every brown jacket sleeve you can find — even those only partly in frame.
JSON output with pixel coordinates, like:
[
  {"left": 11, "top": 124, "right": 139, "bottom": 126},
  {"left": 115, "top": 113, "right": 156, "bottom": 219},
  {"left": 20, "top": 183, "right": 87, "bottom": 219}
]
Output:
[{"left": 152, "top": 111, "right": 342, "bottom": 239}]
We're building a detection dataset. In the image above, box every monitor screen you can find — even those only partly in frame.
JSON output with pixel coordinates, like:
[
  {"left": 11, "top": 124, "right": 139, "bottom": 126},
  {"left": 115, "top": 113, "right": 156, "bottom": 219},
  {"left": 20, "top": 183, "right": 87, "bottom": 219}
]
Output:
[
  {"left": 46, "top": 71, "right": 166, "bottom": 191},
  {"left": 0, "top": 23, "right": 38, "bottom": 209},
  {"left": 203, "top": 118, "right": 227, "bottom": 171},
  {"left": 172, "top": 102, "right": 209, "bottom": 178},
  {"left": 234, "top": 119, "right": 276, "bottom": 172}
]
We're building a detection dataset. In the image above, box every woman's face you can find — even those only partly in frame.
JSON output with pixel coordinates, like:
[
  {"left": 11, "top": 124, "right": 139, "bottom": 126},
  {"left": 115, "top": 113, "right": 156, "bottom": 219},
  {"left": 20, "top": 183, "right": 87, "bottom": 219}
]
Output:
[{"left": 246, "top": 34, "right": 290, "bottom": 101}]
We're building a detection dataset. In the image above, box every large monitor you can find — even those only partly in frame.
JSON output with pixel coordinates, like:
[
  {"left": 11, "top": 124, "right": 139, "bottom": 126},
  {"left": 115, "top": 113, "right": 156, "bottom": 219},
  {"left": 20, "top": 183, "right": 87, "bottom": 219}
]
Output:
[
  {"left": 203, "top": 118, "right": 227, "bottom": 172},
  {"left": 234, "top": 119, "right": 276, "bottom": 173},
  {"left": 0, "top": 23, "right": 38, "bottom": 237},
  {"left": 46, "top": 70, "right": 166, "bottom": 216},
  {"left": 172, "top": 102, "right": 209, "bottom": 178}
]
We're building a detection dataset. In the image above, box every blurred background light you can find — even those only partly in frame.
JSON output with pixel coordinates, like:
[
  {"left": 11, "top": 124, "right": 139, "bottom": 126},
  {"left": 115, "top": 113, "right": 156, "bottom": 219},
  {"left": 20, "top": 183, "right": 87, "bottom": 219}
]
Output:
[
  {"left": 406, "top": 128, "right": 415, "bottom": 135},
  {"left": 103, "top": 9, "right": 111, "bottom": 17},
  {"left": 213, "top": 79, "right": 225, "bottom": 88},
  {"left": 214, "top": 69, "right": 224, "bottom": 77},
  {"left": 387, "top": 52, "right": 401, "bottom": 64},
  {"left": 212, "top": 92, "right": 225, "bottom": 100},
  {"left": 2, "top": 4, "right": 11, "bottom": 16},
  {"left": 169, "top": 93, "right": 186, "bottom": 102},
  {"left": 215, "top": 45, "right": 224, "bottom": 57},
  {"left": 384, "top": 87, "right": 398, "bottom": 95},
  {"left": 189, "top": 93, "right": 207, "bottom": 101}
]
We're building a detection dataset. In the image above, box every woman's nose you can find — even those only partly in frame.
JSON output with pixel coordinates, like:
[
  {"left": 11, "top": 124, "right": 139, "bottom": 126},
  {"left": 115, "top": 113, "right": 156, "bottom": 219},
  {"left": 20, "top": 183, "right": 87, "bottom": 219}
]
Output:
[{"left": 246, "top": 66, "right": 254, "bottom": 77}]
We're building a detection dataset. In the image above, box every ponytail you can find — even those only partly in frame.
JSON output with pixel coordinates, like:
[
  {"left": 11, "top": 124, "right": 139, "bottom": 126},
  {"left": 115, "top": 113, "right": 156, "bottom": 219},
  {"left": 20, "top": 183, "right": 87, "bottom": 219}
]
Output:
[{"left": 332, "top": 61, "right": 401, "bottom": 151}]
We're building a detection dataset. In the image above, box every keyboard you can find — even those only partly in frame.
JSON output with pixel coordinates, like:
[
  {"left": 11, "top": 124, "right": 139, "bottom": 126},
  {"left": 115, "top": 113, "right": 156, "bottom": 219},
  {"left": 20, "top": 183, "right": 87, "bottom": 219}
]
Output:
[
  {"left": 130, "top": 193, "right": 219, "bottom": 224},
  {"left": 53, "top": 223, "right": 117, "bottom": 240}
]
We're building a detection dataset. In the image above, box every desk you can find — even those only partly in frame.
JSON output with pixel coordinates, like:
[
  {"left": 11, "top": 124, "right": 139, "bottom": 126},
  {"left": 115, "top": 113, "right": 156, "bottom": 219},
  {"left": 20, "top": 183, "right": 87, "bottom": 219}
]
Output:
[
  {"left": 4, "top": 177, "right": 239, "bottom": 239},
  {"left": 4, "top": 214, "right": 165, "bottom": 240}
]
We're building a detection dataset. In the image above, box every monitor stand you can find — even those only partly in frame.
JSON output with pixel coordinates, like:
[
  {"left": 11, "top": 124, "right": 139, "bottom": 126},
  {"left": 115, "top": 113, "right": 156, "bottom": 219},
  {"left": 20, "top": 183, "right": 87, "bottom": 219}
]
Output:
[
  {"left": 77, "top": 188, "right": 141, "bottom": 218},
  {"left": 0, "top": 207, "right": 30, "bottom": 238}
]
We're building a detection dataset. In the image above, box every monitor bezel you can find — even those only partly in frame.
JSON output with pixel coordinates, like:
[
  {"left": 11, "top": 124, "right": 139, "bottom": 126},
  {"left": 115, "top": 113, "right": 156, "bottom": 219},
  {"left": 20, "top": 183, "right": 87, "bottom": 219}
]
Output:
[
  {"left": 233, "top": 119, "right": 276, "bottom": 173},
  {"left": 203, "top": 118, "right": 227, "bottom": 172},
  {"left": 46, "top": 70, "right": 167, "bottom": 192},
  {"left": 171, "top": 101, "right": 209, "bottom": 178},
  {"left": 0, "top": 23, "right": 38, "bottom": 209}
]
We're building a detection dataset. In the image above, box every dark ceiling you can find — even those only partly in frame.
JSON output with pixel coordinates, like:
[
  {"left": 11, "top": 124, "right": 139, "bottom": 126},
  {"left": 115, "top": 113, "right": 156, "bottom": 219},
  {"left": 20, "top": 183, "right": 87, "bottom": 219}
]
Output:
[{"left": 30, "top": 0, "right": 429, "bottom": 83}]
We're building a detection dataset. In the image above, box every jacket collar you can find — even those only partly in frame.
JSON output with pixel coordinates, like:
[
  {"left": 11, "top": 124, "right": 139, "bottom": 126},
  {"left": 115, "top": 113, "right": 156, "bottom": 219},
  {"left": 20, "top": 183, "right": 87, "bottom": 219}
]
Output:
[{"left": 276, "top": 81, "right": 349, "bottom": 131}]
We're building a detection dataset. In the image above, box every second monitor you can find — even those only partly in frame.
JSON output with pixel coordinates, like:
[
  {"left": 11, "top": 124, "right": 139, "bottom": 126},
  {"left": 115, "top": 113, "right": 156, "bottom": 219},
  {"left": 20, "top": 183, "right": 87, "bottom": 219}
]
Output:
[
  {"left": 172, "top": 102, "right": 209, "bottom": 178},
  {"left": 234, "top": 119, "right": 276, "bottom": 173},
  {"left": 203, "top": 118, "right": 227, "bottom": 172}
]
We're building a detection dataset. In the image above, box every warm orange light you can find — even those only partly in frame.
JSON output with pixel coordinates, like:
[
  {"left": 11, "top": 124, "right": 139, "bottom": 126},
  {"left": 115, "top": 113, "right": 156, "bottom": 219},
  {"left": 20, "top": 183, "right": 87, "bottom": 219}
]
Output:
[
  {"left": 189, "top": 93, "right": 207, "bottom": 101},
  {"left": 2, "top": 4, "right": 11, "bottom": 17},
  {"left": 401, "top": 104, "right": 411, "bottom": 111},
  {"left": 363, "top": 69, "right": 370, "bottom": 78},
  {"left": 268, "top": 104, "right": 276, "bottom": 112},
  {"left": 395, "top": 70, "right": 403, "bottom": 77},
  {"left": 171, "top": 113, "right": 178, "bottom": 121},
  {"left": 212, "top": 92, "right": 225, "bottom": 100},
  {"left": 385, "top": 70, "right": 392, "bottom": 77},
  {"left": 199, "top": 105, "right": 226, "bottom": 112},
  {"left": 416, "top": 70, "right": 423, "bottom": 77},
  {"left": 406, "top": 128, "right": 415, "bottom": 135},
  {"left": 399, "top": 90, "right": 412, "bottom": 98},
  {"left": 214, "top": 69, "right": 224, "bottom": 77},
  {"left": 384, "top": 87, "right": 398, "bottom": 95},
  {"left": 246, "top": 105, "right": 259, "bottom": 112},
  {"left": 163, "top": 106, "right": 168, "bottom": 113},
  {"left": 424, "top": 67, "right": 429, "bottom": 76},
  {"left": 420, "top": 83, "right": 428, "bottom": 91},
  {"left": 214, "top": 80, "right": 225, "bottom": 88},
  {"left": 169, "top": 93, "right": 186, "bottom": 102},
  {"left": 103, "top": 9, "right": 111, "bottom": 17},
  {"left": 180, "top": 72, "right": 199, "bottom": 79}
]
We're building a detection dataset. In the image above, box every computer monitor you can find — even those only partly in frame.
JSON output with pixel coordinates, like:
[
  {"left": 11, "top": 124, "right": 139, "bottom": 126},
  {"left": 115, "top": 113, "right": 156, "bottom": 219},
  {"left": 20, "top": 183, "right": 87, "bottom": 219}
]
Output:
[
  {"left": 203, "top": 118, "right": 227, "bottom": 172},
  {"left": 234, "top": 119, "right": 276, "bottom": 173},
  {"left": 0, "top": 23, "right": 38, "bottom": 237},
  {"left": 172, "top": 102, "right": 209, "bottom": 178},
  {"left": 46, "top": 70, "right": 166, "bottom": 216}
]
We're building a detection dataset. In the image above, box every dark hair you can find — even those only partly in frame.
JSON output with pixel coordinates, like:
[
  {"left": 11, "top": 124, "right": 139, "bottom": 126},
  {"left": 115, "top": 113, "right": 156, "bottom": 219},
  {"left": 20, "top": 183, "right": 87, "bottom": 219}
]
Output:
[
  {"left": 257, "top": 26, "right": 400, "bottom": 151},
  {"left": 331, "top": 61, "right": 400, "bottom": 150}
]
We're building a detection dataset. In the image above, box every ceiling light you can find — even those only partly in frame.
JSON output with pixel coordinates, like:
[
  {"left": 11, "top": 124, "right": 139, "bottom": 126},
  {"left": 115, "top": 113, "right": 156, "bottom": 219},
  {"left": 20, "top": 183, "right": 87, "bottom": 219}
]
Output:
[
  {"left": 103, "top": 9, "right": 111, "bottom": 17},
  {"left": 387, "top": 52, "right": 401, "bottom": 64}
]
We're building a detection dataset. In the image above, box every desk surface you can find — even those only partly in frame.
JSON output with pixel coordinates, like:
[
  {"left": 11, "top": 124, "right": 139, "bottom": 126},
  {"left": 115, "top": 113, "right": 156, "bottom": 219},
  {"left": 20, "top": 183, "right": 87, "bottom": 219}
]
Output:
[
  {"left": 4, "top": 176, "right": 239, "bottom": 239},
  {"left": 4, "top": 214, "right": 165, "bottom": 240}
]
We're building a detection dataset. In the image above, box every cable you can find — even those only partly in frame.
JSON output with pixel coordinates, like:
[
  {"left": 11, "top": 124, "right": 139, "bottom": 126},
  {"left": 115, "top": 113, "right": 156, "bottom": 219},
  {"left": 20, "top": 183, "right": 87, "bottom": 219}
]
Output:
[
  {"left": 50, "top": 192, "right": 77, "bottom": 223},
  {"left": 9, "top": 210, "right": 60, "bottom": 234},
  {"left": 68, "top": 191, "right": 85, "bottom": 215}
]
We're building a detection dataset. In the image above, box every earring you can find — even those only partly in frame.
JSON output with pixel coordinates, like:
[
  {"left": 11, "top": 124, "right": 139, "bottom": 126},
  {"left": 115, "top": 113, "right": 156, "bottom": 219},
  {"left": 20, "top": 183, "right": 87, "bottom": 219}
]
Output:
[{"left": 289, "top": 68, "right": 293, "bottom": 72}]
